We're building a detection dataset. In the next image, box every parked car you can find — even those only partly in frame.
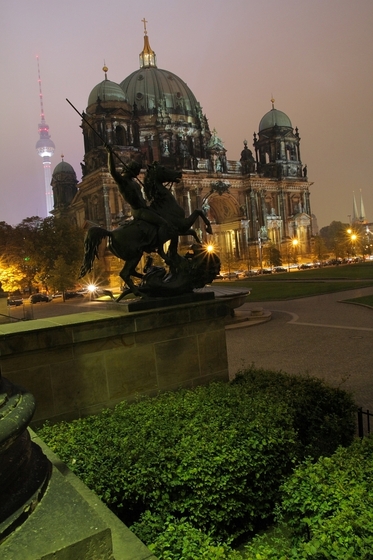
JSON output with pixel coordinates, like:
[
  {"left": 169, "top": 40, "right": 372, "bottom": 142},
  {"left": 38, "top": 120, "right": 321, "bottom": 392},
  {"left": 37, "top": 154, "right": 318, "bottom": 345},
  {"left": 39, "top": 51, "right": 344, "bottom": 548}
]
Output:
[
  {"left": 242, "top": 270, "right": 258, "bottom": 277},
  {"left": 29, "top": 293, "right": 51, "bottom": 304},
  {"left": 7, "top": 296, "right": 23, "bottom": 306},
  {"left": 273, "top": 267, "right": 287, "bottom": 273},
  {"left": 65, "top": 291, "right": 84, "bottom": 299},
  {"left": 221, "top": 272, "right": 239, "bottom": 279}
]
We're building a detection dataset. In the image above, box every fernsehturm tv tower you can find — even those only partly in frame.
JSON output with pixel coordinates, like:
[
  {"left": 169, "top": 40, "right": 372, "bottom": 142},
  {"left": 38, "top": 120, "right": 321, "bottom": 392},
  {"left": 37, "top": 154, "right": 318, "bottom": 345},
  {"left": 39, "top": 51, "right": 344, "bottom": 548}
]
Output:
[{"left": 35, "top": 56, "right": 55, "bottom": 214}]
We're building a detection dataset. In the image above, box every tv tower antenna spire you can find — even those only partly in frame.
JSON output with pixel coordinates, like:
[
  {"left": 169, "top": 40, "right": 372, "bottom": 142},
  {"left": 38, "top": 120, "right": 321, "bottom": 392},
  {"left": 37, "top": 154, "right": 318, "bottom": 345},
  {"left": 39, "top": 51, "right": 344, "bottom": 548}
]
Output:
[{"left": 35, "top": 55, "right": 55, "bottom": 215}]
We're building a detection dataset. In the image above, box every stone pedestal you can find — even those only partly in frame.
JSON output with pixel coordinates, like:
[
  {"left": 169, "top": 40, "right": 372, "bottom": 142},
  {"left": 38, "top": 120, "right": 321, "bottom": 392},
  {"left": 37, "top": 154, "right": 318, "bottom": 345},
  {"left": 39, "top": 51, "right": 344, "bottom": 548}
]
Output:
[
  {"left": 0, "top": 376, "right": 51, "bottom": 543},
  {"left": 0, "top": 296, "right": 231, "bottom": 426}
]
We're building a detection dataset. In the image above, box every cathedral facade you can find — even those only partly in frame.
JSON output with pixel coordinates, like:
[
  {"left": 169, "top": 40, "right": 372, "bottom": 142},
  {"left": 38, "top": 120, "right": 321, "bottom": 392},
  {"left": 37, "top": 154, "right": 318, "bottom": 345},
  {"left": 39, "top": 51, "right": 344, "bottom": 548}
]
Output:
[{"left": 52, "top": 27, "right": 314, "bottom": 282}]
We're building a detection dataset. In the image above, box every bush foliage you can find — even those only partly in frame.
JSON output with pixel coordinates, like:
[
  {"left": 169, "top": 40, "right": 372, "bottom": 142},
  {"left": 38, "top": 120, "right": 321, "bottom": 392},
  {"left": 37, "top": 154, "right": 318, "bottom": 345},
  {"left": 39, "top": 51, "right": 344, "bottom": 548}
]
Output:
[
  {"left": 131, "top": 512, "right": 242, "bottom": 559},
  {"left": 245, "top": 436, "right": 373, "bottom": 559},
  {"left": 231, "top": 368, "right": 356, "bottom": 459},
  {"left": 37, "top": 367, "right": 356, "bottom": 550}
]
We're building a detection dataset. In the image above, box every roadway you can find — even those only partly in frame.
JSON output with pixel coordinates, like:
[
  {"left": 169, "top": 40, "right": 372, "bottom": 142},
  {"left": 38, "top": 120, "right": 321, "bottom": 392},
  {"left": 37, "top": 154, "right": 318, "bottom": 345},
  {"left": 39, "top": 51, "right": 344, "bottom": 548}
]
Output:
[{"left": 226, "top": 286, "right": 373, "bottom": 410}]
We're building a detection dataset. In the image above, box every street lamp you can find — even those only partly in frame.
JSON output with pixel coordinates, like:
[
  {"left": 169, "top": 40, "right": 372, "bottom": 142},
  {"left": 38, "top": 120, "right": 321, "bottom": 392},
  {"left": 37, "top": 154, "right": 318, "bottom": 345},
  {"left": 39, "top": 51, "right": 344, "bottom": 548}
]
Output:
[
  {"left": 292, "top": 238, "right": 299, "bottom": 266},
  {"left": 347, "top": 229, "right": 357, "bottom": 258},
  {"left": 87, "top": 284, "right": 97, "bottom": 301}
]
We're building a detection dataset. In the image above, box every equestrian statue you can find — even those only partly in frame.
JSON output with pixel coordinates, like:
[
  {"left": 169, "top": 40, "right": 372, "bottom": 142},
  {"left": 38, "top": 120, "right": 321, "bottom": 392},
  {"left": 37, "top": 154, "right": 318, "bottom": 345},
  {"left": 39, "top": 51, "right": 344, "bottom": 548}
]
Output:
[{"left": 79, "top": 146, "right": 220, "bottom": 300}]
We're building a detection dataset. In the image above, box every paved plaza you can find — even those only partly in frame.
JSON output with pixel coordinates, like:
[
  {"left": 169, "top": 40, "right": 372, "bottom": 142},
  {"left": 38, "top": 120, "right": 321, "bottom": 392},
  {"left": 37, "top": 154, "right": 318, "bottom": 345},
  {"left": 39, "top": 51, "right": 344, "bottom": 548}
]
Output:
[{"left": 226, "top": 286, "right": 373, "bottom": 410}]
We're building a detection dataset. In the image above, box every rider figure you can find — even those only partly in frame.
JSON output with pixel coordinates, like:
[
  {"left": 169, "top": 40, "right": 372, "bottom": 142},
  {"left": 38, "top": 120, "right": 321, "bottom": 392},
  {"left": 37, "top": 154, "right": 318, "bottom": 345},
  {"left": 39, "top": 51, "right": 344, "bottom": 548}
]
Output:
[{"left": 106, "top": 146, "right": 175, "bottom": 240}]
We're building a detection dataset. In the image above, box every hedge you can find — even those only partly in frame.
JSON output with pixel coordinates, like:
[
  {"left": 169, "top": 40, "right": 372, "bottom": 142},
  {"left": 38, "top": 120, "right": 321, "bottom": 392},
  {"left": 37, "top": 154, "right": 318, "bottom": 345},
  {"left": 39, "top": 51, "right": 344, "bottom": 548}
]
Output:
[
  {"left": 37, "top": 367, "right": 356, "bottom": 545},
  {"left": 245, "top": 436, "right": 373, "bottom": 559}
]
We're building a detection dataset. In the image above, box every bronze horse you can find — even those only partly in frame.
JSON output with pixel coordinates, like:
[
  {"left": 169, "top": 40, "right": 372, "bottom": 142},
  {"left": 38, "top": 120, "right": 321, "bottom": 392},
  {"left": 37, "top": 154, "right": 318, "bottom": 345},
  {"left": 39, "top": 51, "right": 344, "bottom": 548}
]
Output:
[
  {"left": 79, "top": 162, "right": 213, "bottom": 299},
  {"left": 144, "top": 162, "right": 213, "bottom": 257}
]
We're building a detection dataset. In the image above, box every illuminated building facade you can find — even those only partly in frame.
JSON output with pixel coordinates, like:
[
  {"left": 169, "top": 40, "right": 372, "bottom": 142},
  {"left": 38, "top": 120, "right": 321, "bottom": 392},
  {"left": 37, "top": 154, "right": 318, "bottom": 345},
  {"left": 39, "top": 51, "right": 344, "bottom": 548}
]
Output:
[{"left": 53, "top": 23, "right": 313, "bottom": 279}]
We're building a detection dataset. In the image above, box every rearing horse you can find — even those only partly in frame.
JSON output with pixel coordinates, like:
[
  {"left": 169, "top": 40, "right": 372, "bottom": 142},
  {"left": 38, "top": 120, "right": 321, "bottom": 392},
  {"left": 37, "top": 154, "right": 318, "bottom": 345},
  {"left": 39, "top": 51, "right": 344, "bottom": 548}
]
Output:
[
  {"left": 144, "top": 161, "right": 213, "bottom": 257},
  {"left": 79, "top": 161, "right": 213, "bottom": 299}
]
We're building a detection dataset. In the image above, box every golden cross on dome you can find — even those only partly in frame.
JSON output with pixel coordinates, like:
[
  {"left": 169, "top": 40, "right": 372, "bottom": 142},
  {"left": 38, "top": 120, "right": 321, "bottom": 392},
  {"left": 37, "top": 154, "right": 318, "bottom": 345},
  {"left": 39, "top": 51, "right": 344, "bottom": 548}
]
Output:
[
  {"left": 142, "top": 18, "right": 148, "bottom": 35},
  {"left": 271, "top": 96, "right": 275, "bottom": 109}
]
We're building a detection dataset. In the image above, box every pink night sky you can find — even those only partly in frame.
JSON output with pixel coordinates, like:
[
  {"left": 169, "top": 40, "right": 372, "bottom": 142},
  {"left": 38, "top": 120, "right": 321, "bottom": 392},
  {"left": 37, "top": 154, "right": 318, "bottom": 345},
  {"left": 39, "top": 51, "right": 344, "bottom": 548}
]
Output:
[{"left": 0, "top": 0, "right": 372, "bottom": 229}]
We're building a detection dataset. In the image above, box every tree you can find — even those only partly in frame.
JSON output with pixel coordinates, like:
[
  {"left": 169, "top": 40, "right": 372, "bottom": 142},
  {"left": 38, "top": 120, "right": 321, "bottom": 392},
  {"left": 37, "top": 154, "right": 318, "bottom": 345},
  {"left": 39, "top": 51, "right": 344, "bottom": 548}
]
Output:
[
  {"left": 264, "top": 243, "right": 282, "bottom": 267},
  {"left": 319, "top": 221, "right": 348, "bottom": 258},
  {"left": 49, "top": 256, "right": 81, "bottom": 298},
  {"left": 312, "top": 235, "right": 328, "bottom": 263},
  {"left": 0, "top": 259, "right": 25, "bottom": 293},
  {"left": 4, "top": 216, "right": 84, "bottom": 294}
]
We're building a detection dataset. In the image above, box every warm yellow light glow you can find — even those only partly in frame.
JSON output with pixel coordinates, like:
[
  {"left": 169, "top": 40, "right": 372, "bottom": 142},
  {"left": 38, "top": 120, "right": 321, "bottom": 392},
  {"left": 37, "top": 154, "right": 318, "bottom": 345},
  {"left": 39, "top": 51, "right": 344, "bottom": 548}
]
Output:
[
  {"left": 87, "top": 284, "right": 97, "bottom": 293},
  {"left": 206, "top": 244, "right": 215, "bottom": 253},
  {"left": 347, "top": 229, "right": 352, "bottom": 235},
  {"left": 351, "top": 234, "right": 357, "bottom": 241},
  {"left": 292, "top": 239, "right": 299, "bottom": 247}
]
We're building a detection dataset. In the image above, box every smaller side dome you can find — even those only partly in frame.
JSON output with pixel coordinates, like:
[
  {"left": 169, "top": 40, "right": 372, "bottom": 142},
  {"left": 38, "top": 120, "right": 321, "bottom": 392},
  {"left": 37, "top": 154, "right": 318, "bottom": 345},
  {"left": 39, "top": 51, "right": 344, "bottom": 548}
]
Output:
[
  {"left": 88, "top": 79, "right": 126, "bottom": 106},
  {"left": 52, "top": 160, "right": 76, "bottom": 177},
  {"left": 52, "top": 158, "right": 78, "bottom": 211},
  {"left": 259, "top": 108, "right": 292, "bottom": 131}
]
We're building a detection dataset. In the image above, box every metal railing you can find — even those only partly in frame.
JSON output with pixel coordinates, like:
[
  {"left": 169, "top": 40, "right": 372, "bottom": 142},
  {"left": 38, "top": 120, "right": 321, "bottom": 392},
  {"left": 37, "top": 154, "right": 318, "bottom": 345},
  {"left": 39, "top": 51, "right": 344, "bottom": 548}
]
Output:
[{"left": 357, "top": 407, "right": 372, "bottom": 438}]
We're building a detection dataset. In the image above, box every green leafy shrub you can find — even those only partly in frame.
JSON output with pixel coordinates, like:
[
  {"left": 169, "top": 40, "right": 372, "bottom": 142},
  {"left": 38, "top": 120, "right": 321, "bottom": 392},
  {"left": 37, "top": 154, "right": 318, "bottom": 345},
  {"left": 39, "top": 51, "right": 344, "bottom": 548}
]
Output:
[
  {"left": 37, "top": 368, "right": 356, "bottom": 545},
  {"left": 131, "top": 512, "right": 242, "bottom": 559},
  {"left": 38, "top": 380, "right": 297, "bottom": 540},
  {"left": 232, "top": 366, "right": 356, "bottom": 459},
  {"left": 245, "top": 436, "right": 373, "bottom": 559}
]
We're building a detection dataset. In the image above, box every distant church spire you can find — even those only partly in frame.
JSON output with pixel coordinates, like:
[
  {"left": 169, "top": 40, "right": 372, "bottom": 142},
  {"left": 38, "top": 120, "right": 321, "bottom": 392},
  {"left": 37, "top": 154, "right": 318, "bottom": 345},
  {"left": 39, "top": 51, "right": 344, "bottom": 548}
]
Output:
[
  {"left": 352, "top": 190, "right": 367, "bottom": 224},
  {"left": 352, "top": 191, "right": 358, "bottom": 223},
  {"left": 359, "top": 189, "right": 366, "bottom": 223},
  {"left": 139, "top": 18, "right": 157, "bottom": 68}
]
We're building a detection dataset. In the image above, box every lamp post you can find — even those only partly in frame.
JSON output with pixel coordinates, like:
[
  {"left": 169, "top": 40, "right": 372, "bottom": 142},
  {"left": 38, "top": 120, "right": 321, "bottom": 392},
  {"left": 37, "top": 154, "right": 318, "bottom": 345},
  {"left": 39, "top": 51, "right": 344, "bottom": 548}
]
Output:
[
  {"left": 347, "top": 229, "right": 357, "bottom": 258},
  {"left": 292, "top": 238, "right": 299, "bottom": 266},
  {"left": 258, "top": 230, "right": 263, "bottom": 274}
]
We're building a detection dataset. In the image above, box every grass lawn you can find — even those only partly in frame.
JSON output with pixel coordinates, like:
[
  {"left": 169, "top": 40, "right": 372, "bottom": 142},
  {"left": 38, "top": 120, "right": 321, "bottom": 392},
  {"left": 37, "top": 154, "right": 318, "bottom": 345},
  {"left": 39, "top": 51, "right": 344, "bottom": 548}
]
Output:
[
  {"left": 213, "top": 262, "right": 373, "bottom": 303},
  {"left": 342, "top": 294, "right": 373, "bottom": 308}
]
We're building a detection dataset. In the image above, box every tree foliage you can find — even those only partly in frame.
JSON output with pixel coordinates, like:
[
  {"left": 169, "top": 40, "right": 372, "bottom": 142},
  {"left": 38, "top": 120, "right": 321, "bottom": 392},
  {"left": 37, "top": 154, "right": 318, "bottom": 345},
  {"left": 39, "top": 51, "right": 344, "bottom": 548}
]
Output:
[
  {"left": 319, "top": 221, "right": 350, "bottom": 258},
  {"left": 0, "top": 216, "right": 84, "bottom": 292}
]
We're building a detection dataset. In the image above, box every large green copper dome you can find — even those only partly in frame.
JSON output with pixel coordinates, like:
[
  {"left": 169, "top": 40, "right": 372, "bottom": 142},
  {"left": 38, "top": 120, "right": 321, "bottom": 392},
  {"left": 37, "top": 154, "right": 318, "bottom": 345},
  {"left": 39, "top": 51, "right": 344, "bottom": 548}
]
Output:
[
  {"left": 119, "top": 31, "right": 201, "bottom": 118},
  {"left": 259, "top": 108, "right": 292, "bottom": 131},
  {"left": 120, "top": 67, "right": 200, "bottom": 117}
]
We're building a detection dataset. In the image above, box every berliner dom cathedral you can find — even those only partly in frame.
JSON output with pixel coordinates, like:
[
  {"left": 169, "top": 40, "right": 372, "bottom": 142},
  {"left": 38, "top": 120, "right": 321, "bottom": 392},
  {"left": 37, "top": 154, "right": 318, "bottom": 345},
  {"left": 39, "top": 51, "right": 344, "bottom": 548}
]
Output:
[{"left": 52, "top": 22, "right": 313, "bottom": 281}]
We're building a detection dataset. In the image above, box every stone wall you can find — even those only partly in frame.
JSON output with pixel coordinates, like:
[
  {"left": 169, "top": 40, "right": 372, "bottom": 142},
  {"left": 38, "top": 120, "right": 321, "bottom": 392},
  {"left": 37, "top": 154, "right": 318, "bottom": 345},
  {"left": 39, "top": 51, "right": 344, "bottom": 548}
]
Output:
[{"left": 0, "top": 298, "right": 230, "bottom": 426}]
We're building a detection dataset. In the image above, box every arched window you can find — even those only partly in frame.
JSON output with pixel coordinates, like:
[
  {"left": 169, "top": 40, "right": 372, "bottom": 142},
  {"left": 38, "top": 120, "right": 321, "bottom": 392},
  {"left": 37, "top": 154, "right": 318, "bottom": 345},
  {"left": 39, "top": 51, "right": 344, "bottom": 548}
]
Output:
[{"left": 115, "top": 125, "right": 126, "bottom": 146}]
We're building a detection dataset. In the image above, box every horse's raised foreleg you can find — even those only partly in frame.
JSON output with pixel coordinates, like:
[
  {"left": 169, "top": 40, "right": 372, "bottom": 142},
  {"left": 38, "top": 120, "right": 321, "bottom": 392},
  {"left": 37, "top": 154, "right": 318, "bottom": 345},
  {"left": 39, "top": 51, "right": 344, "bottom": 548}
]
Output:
[
  {"left": 184, "top": 229, "right": 201, "bottom": 243},
  {"left": 185, "top": 210, "right": 213, "bottom": 236},
  {"left": 196, "top": 210, "right": 213, "bottom": 234}
]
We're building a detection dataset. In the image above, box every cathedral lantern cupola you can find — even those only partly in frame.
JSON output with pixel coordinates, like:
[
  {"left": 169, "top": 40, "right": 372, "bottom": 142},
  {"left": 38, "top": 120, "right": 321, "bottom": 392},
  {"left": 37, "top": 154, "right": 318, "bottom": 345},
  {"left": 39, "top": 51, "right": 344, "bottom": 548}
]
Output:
[
  {"left": 139, "top": 18, "right": 157, "bottom": 68},
  {"left": 254, "top": 98, "right": 304, "bottom": 179},
  {"left": 120, "top": 20, "right": 211, "bottom": 166}
]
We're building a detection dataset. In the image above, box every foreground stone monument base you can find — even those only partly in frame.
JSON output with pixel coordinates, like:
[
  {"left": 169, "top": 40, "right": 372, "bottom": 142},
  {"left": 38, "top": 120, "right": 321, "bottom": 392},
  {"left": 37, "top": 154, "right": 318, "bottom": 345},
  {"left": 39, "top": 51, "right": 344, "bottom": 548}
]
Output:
[
  {"left": 0, "top": 295, "right": 231, "bottom": 426},
  {"left": 0, "top": 377, "right": 51, "bottom": 543},
  {"left": 1, "top": 431, "right": 156, "bottom": 560}
]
